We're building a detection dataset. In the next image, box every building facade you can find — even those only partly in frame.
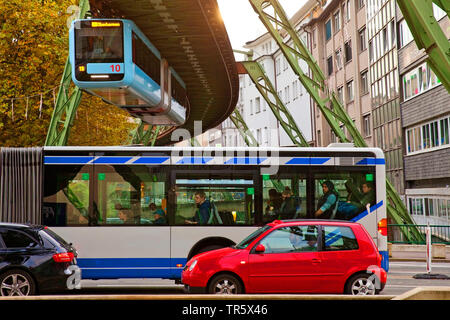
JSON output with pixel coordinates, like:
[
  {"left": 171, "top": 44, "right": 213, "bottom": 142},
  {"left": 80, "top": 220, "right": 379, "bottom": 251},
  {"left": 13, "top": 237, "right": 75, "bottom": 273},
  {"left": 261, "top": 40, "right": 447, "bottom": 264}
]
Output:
[
  {"left": 397, "top": 3, "right": 450, "bottom": 225},
  {"left": 306, "top": 0, "right": 372, "bottom": 148}
]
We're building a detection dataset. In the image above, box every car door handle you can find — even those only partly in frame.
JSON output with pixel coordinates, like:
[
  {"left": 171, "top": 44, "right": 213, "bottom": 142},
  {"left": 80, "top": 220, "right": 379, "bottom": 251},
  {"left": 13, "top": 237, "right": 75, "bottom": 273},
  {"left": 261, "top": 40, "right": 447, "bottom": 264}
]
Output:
[{"left": 312, "top": 258, "right": 322, "bottom": 264}]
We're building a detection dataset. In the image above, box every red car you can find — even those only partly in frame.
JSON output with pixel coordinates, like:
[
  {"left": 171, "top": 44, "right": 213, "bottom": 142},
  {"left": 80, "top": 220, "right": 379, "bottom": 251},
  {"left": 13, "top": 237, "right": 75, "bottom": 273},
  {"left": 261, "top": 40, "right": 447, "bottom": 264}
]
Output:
[{"left": 182, "top": 220, "right": 387, "bottom": 295}]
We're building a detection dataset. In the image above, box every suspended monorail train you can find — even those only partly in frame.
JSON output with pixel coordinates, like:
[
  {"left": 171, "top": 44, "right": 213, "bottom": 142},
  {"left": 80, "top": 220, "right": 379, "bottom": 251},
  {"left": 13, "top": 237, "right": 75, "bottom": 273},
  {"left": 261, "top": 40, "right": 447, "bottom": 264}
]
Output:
[{"left": 69, "top": 19, "right": 187, "bottom": 125}]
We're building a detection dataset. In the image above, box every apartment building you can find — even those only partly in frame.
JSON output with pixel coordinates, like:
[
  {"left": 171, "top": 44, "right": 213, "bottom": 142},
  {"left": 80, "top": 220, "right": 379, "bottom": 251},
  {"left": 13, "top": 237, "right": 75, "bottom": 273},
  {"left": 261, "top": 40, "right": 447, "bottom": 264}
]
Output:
[
  {"left": 304, "top": 0, "right": 371, "bottom": 148},
  {"left": 397, "top": 3, "right": 450, "bottom": 225},
  {"left": 220, "top": 1, "right": 317, "bottom": 148}
]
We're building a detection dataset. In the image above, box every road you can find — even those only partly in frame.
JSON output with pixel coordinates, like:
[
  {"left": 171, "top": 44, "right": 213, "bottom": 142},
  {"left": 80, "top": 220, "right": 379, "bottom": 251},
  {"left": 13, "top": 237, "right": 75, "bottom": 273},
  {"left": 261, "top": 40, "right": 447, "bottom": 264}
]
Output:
[
  {"left": 66, "top": 261, "right": 450, "bottom": 297},
  {"left": 382, "top": 261, "right": 450, "bottom": 296}
]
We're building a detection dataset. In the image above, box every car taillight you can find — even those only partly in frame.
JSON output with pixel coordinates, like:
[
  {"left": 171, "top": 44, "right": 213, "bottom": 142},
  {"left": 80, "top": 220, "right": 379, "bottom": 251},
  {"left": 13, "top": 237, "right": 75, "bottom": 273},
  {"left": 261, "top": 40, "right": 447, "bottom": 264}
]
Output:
[
  {"left": 378, "top": 218, "right": 388, "bottom": 236},
  {"left": 53, "top": 252, "right": 74, "bottom": 263}
]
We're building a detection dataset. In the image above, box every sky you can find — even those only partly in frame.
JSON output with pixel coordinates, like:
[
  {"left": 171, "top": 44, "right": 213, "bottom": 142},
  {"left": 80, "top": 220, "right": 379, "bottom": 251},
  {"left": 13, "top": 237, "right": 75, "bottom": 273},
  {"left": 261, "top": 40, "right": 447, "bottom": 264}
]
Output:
[{"left": 217, "top": 0, "right": 308, "bottom": 58}]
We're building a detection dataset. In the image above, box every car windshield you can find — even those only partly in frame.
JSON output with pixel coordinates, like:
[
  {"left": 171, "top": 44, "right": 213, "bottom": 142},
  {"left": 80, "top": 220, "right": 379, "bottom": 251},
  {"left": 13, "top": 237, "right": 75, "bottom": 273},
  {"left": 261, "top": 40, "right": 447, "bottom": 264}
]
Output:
[{"left": 236, "top": 225, "right": 272, "bottom": 249}]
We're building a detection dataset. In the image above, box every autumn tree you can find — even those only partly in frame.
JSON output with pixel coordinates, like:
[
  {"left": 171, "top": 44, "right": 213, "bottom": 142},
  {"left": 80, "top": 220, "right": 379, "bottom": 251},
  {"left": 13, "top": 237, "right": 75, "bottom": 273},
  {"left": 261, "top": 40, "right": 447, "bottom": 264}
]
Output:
[{"left": 0, "top": 0, "right": 136, "bottom": 147}]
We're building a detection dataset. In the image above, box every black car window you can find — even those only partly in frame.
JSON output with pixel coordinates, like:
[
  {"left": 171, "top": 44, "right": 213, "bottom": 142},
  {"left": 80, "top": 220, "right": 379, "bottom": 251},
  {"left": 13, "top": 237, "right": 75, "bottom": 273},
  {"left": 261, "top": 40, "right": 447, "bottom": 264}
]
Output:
[
  {"left": 0, "top": 229, "right": 39, "bottom": 249},
  {"left": 322, "top": 226, "right": 359, "bottom": 251},
  {"left": 258, "top": 225, "right": 319, "bottom": 253}
]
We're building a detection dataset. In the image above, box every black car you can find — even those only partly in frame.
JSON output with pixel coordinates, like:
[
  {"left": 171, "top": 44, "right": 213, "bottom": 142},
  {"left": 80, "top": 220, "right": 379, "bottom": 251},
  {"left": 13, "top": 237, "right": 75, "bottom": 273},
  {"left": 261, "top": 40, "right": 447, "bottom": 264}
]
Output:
[{"left": 0, "top": 223, "right": 79, "bottom": 296}]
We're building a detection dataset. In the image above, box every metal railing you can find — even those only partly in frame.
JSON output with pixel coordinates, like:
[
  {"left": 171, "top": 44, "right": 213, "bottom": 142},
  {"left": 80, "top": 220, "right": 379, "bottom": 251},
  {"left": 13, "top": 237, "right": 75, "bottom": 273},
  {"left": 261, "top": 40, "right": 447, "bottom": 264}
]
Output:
[{"left": 389, "top": 224, "right": 450, "bottom": 245}]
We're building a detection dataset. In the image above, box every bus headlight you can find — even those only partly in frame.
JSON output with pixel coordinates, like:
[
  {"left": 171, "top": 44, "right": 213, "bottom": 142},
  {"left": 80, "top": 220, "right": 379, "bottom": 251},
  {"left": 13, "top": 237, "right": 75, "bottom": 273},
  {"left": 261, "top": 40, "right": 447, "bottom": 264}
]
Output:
[{"left": 189, "top": 259, "right": 198, "bottom": 271}]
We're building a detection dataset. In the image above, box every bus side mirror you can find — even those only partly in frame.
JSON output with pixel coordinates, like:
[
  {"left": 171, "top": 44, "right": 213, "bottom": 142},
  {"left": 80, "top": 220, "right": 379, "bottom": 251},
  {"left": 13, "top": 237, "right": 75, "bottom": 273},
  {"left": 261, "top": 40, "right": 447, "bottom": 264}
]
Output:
[{"left": 255, "top": 244, "right": 266, "bottom": 253}]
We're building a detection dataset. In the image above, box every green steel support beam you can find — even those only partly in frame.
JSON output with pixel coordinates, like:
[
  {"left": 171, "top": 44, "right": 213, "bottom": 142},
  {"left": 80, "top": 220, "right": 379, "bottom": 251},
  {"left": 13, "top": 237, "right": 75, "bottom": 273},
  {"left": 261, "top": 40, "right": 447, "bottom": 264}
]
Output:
[
  {"left": 249, "top": 0, "right": 424, "bottom": 242},
  {"left": 229, "top": 109, "right": 259, "bottom": 147},
  {"left": 45, "top": 0, "right": 90, "bottom": 146},
  {"left": 239, "top": 61, "right": 310, "bottom": 147},
  {"left": 130, "top": 121, "right": 161, "bottom": 146},
  {"left": 397, "top": 0, "right": 450, "bottom": 93}
]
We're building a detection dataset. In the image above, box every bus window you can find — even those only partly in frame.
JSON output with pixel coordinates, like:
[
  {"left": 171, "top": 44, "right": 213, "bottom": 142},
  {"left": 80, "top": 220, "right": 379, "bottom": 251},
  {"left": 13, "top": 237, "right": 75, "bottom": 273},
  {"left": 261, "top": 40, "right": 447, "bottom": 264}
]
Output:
[
  {"left": 313, "top": 172, "right": 376, "bottom": 220},
  {"left": 262, "top": 175, "right": 307, "bottom": 223},
  {"left": 43, "top": 165, "right": 91, "bottom": 226},
  {"left": 95, "top": 165, "right": 166, "bottom": 225},
  {"left": 175, "top": 176, "right": 255, "bottom": 226}
]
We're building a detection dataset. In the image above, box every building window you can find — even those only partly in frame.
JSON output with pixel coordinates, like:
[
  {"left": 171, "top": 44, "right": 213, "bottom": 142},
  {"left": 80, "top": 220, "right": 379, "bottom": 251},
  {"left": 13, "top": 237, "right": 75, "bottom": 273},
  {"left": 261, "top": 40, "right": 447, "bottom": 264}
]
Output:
[
  {"left": 344, "top": 40, "right": 352, "bottom": 63},
  {"left": 346, "top": 0, "right": 351, "bottom": 21},
  {"left": 390, "top": 21, "right": 395, "bottom": 48},
  {"left": 334, "top": 11, "right": 340, "bottom": 32},
  {"left": 335, "top": 48, "right": 343, "bottom": 70},
  {"left": 292, "top": 81, "right": 298, "bottom": 100},
  {"left": 363, "top": 114, "right": 371, "bottom": 137},
  {"left": 255, "top": 97, "right": 261, "bottom": 113},
  {"left": 406, "top": 115, "right": 450, "bottom": 154},
  {"left": 325, "top": 19, "right": 332, "bottom": 41},
  {"left": 337, "top": 86, "right": 344, "bottom": 104},
  {"left": 327, "top": 56, "right": 333, "bottom": 76},
  {"left": 312, "top": 28, "right": 317, "bottom": 48},
  {"left": 382, "top": 27, "right": 388, "bottom": 53},
  {"left": 398, "top": 19, "right": 413, "bottom": 48},
  {"left": 359, "top": 28, "right": 366, "bottom": 52},
  {"left": 369, "top": 40, "right": 373, "bottom": 62},
  {"left": 250, "top": 99, "right": 253, "bottom": 115},
  {"left": 361, "top": 70, "right": 369, "bottom": 95},
  {"left": 402, "top": 62, "right": 440, "bottom": 100},
  {"left": 346, "top": 80, "right": 354, "bottom": 102},
  {"left": 276, "top": 58, "right": 281, "bottom": 75},
  {"left": 358, "top": 0, "right": 365, "bottom": 10}
]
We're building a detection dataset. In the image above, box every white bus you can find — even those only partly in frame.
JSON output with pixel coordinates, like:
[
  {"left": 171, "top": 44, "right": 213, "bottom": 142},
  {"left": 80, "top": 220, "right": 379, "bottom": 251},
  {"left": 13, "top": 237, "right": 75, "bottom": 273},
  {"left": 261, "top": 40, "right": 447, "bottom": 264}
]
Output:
[{"left": 41, "top": 145, "right": 389, "bottom": 280}]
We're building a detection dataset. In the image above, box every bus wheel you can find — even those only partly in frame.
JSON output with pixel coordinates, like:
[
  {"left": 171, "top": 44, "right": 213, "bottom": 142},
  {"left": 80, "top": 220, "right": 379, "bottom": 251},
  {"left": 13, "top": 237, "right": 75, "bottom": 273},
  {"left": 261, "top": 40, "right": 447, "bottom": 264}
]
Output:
[
  {"left": 208, "top": 274, "right": 243, "bottom": 294},
  {"left": 197, "top": 244, "right": 224, "bottom": 255}
]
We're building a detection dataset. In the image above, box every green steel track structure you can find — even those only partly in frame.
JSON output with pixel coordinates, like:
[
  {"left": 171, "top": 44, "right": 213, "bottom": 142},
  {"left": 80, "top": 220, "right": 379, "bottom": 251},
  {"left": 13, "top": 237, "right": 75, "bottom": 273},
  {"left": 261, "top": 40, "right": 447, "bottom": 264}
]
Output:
[
  {"left": 248, "top": 0, "right": 425, "bottom": 242},
  {"left": 397, "top": 0, "right": 450, "bottom": 93},
  {"left": 45, "top": 0, "right": 90, "bottom": 147}
]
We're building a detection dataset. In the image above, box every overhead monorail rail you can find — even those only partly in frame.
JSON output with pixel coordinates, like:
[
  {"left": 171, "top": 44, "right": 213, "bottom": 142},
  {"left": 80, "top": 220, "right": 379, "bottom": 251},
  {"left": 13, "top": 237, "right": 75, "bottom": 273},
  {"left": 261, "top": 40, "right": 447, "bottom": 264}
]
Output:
[{"left": 89, "top": 0, "right": 239, "bottom": 144}]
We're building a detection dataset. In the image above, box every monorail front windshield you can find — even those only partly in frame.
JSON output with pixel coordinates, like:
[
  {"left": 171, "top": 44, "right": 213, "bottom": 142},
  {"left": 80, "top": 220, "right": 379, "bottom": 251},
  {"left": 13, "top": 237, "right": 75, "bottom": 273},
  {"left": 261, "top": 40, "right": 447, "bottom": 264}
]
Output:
[{"left": 74, "top": 20, "right": 124, "bottom": 64}]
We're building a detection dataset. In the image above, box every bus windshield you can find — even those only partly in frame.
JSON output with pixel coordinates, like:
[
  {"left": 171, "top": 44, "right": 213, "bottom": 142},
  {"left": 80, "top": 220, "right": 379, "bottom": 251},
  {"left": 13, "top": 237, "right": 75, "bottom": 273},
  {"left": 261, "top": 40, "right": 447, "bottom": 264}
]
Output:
[{"left": 75, "top": 21, "right": 123, "bottom": 63}]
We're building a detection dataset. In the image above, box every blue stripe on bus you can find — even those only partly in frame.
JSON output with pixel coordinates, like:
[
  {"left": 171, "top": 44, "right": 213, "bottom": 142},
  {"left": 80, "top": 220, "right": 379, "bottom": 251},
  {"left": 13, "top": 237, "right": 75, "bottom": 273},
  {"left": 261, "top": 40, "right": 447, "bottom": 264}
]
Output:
[
  {"left": 132, "top": 157, "right": 169, "bottom": 164},
  {"left": 176, "top": 157, "right": 213, "bottom": 164},
  {"left": 356, "top": 158, "right": 385, "bottom": 165},
  {"left": 285, "top": 157, "right": 331, "bottom": 165},
  {"left": 44, "top": 156, "right": 95, "bottom": 164},
  {"left": 350, "top": 200, "right": 384, "bottom": 222},
  {"left": 379, "top": 250, "right": 389, "bottom": 272},
  {"left": 93, "top": 157, "right": 133, "bottom": 164},
  {"left": 224, "top": 157, "right": 267, "bottom": 165},
  {"left": 77, "top": 258, "right": 187, "bottom": 279}
]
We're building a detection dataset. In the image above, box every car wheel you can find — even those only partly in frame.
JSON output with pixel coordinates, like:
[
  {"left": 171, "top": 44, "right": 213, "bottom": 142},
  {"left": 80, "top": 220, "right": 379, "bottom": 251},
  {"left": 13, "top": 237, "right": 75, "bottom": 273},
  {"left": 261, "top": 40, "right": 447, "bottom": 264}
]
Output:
[
  {"left": 208, "top": 274, "right": 243, "bottom": 294},
  {"left": 0, "top": 269, "right": 36, "bottom": 296},
  {"left": 345, "top": 273, "right": 377, "bottom": 295}
]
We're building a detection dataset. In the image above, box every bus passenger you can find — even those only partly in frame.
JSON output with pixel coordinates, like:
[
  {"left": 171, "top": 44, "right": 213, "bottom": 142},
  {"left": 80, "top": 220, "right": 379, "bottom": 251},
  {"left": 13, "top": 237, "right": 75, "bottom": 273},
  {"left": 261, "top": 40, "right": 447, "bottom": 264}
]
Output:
[
  {"left": 337, "top": 182, "right": 376, "bottom": 220},
  {"left": 150, "top": 203, "right": 167, "bottom": 225},
  {"left": 315, "top": 180, "right": 338, "bottom": 219},
  {"left": 264, "top": 188, "right": 282, "bottom": 222},
  {"left": 185, "top": 191, "right": 211, "bottom": 225},
  {"left": 280, "top": 187, "right": 297, "bottom": 220},
  {"left": 118, "top": 207, "right": 133, "bottom": 224}
]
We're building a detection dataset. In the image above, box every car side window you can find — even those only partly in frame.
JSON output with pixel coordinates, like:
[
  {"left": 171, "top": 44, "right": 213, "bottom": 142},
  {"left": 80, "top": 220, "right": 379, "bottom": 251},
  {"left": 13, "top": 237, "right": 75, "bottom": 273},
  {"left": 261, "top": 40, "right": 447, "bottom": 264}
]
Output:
[
  {"left": 0, "top": 229, "right": 39, "bottom": 249},
  {"left": 323, "top": 226, "right": 359, "bottom": 251},
  {"left": 259, "top": 226, "right": 319, "bottom": 253}
]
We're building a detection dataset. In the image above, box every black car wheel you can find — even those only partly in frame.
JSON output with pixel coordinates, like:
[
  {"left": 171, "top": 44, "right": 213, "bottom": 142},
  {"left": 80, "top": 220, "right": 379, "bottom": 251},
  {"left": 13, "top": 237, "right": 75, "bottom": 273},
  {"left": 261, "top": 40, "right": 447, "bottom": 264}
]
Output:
[
  {"left": 0, "top": 269, "right": 36, "bottom": 296},
  {"left": 208, "top": 274, "right": 243, "bottom": 294}
]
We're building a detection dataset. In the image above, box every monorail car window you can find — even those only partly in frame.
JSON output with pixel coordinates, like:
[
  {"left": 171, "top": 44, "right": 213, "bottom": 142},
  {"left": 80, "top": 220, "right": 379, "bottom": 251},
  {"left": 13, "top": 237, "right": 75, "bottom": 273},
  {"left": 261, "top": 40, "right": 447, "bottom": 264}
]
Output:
[
  {"left": 171, "top": 75, "right": 186, "bottom": 104},
  {"left": 132, "top": 32, "right": 161, "bottom": 85},
  {"left": 75, "top": 21, "right": 123, "bottom": 63}
]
